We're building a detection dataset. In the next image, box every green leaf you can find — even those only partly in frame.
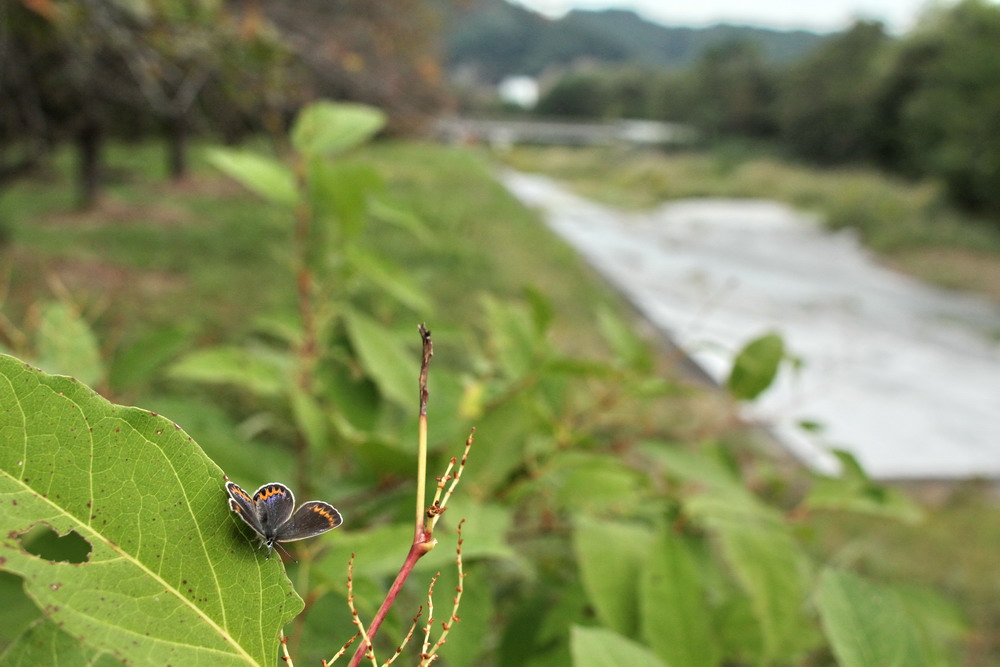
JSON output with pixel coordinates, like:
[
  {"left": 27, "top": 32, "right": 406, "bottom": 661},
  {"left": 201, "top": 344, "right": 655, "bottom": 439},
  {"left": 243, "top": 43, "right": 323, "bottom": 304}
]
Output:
[
  {"left": 318, "top": 362, "right": 380, "bottom": 437},
  {"left": 687, "top": 496, "right": 816, "bottom": 661},
  {"left": 805, "top": 450, "right": 923, "bottom": 524},
  {"left": 368, "top": 196, "right": 435, "bottom": 246},
  {"left": 109, "top": 325, "right": 190, "bottom": 392},
  {"left": 481, "top": 297, "right": 543, "bottom": 379},
  {"left": 596, "top": 306, "right": 652, "bottom": 372},
  {"left": 206, "top": 148, "right": 297, "bottom": 206},
  {"left": 345, "top": 246, "right": 432, "bottom": 313},
  {"left": 0, "top": 354, "right": 303, "bottom": 665},
  {"left": 639, "top": 441, "right": 753, "bottom": 504},
  {"left": 726, "top": 332, "right": 784, "bottom": 400},
  {"left": 542, "top": 452, "right": 647, "bottom": 514},
  {"left": 570, "top": 626, "right": 668, "bottom": 667},
  {"left": 640, "top": 529, "right": 719, "bottom": 667},
  {"left": 0, "top": 572, "right": 42, "bottom": 654},
  {"left": 0, "top": 618, "right": 120, "bottom": 666},
  {"left": 289, "top": 385, "right": 329, "bottom": 453},
  {"left": 464, "top": 395, "right": 533, "bottom": 492},
  {"left": 140, "top": 396, "right": 295, "bottom": 493},
  {"left": 893, "top": 584, "right": 967, "bottom": 665},
  {"left": 573, "top": 517, "right": 654, "bottom": 638},
  {"left": 308, "top": 159, "right": 382, "bottom": 242},
  {"left": 817, "top": 569, "right": 925, "bottom": 667},
  {"left": 320, "top": 523, "right": 435, "bottom": 581},
  {"left": 343, "top": 311, "right": 418, "bottom": 409},
  {"left": 444, "top": 497, "right": 518, "bottom": 561},
  {"left": 431, "top": 565, "right": 493, "bottom": 666},
  {"left": 34, "top": 302, "right": 103, "bottom": 387},
  {"left": 167, "top": 345, "right": 291, "bottom": 397},
  {"left": 291, "top": 101, "right": 386, "bottom": 156}
]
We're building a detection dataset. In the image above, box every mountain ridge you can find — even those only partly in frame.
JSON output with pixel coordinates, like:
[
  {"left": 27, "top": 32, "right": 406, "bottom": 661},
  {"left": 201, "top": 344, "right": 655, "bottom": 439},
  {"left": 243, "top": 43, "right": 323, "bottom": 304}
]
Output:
[{"left": 444, "top": 0, "right": 829, "bottom": 83}]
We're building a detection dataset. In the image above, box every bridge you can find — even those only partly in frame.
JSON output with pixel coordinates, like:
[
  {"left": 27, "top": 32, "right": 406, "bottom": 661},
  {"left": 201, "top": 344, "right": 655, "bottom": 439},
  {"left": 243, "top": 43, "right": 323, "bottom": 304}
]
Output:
[{"left": 435, "top": 116, "right": 698, "bottom": 148}]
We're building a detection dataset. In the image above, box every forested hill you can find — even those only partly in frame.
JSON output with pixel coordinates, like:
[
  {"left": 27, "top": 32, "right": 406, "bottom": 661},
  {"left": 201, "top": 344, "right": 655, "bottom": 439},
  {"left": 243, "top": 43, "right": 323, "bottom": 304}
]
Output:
[{"left": 444, "top": 0, "right": 827, "bottom": 82}]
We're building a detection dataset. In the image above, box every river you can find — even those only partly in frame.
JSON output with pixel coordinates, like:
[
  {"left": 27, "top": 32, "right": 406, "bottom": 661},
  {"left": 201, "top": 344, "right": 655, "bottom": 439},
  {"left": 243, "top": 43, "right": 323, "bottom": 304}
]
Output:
[{"left": 502, "top": 170, "right": 1000, "bottom": 480}]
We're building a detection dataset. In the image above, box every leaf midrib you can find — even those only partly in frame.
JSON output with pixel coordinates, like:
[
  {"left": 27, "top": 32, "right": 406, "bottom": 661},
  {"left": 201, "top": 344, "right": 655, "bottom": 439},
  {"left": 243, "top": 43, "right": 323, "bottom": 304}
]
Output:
[
  {"left": 5, "top": 471, "right": 258, "bottom": 664},
  {"left": 0, "top": 368, "right": 259, "bottom": 665}
]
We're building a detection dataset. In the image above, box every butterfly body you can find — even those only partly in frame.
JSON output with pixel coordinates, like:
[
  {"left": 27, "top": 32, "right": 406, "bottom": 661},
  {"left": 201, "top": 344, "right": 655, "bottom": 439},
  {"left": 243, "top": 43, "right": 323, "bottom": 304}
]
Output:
[{"left": 226, "top": 481, "right": 342, "bottom": 558}]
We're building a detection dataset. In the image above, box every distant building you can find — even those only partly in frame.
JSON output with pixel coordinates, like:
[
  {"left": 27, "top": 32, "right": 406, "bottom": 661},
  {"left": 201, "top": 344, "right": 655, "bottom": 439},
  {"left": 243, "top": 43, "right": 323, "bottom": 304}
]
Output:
[{"left": 497, "top": 76, "right": 540, "bottom": 109}]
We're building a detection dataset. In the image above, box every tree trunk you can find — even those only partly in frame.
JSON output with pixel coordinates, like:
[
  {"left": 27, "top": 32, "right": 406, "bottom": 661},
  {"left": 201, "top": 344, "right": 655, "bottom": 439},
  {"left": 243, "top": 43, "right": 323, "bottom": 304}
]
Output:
[
  {"left": 165, "top": 115, "right": 187, "bottom": 181},
  {"left": 76, "top": 120, "right": 103, "bottom": 210}
]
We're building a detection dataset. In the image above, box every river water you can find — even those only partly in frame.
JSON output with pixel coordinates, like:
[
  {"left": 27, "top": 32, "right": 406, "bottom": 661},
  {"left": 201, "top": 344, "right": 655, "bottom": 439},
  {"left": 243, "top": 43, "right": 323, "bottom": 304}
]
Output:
[{"left": 502, "top": 170, "right": 1000, "bottom": 479}]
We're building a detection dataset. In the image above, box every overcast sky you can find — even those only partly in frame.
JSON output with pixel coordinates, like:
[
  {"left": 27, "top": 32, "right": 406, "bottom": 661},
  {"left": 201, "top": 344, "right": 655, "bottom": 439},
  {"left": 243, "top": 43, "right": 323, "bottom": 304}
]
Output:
[{"left": 512, "top": 0, "right": 944, "bottom": 33}]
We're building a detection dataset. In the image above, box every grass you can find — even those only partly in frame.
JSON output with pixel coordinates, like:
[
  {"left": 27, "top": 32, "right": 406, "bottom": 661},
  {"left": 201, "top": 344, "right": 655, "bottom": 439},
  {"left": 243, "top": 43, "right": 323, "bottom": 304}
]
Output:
[
  {"left": 497, "top": 145, "right": 1000, "bottom": 303},
  {"left": 1, "top": 139, "right": 998, "bottom": 662}
]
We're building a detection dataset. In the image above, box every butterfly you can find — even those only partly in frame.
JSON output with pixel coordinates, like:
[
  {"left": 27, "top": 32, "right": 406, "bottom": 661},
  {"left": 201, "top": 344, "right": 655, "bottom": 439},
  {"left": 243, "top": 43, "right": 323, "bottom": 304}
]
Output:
[{"left": 225, "top": 481, "right": 343, "bottom": 559}]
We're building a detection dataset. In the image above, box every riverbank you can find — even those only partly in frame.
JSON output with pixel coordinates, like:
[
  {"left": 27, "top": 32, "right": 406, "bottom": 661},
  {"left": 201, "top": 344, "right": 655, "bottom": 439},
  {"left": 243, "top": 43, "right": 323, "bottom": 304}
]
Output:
[
  {"left": 501, "top": 169, "right": 1000, "bottom": 480},
  {"left": 497, "top": 145, "right": 1000, "bottom": 307}
]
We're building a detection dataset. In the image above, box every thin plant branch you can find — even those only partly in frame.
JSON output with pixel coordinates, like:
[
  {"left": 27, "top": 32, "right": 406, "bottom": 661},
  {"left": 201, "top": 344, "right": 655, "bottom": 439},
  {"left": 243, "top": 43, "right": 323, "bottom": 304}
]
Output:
[
  {"left": 345, "top": 554, "right": 379, "bottom": 667},
  {"left": 383, "top": 608, "right": 423, "bottom": 666},
  {"left": 322, "top": 632, "right": 360, "bottom": 666},
  {"left": 345, "top": 325, "right": 473, "bottom": 667},
  {"left": 419, "top": 573, "right": 440, "bottom": 662},
  {"left": 279, "top": 629, "right": 293, "bottom": 665},
  {"left": 419, "top": 520, "right": 466, "bottom": 666},
  {"left": 415, "top": 323, "right": 433, "bottom": 540},
  {"left": 425, "top": 431, "right": 474, "bottom": 535}
]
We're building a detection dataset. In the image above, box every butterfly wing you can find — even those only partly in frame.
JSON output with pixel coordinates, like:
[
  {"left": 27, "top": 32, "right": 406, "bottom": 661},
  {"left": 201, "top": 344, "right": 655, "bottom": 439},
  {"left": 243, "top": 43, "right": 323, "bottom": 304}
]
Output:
[
  {"left": 226, "top": 481, "right": 265, "bottom": 535},
  {"left": 275, "top": 501, "right": 343, "bottom": 543},
  {"left": 252, "top": 483, "right": 296, "bottom": 538}
]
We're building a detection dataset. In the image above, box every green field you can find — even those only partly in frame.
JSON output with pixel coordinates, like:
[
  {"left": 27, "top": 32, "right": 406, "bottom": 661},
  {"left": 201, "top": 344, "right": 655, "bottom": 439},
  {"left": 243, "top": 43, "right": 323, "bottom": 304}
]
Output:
[{"left": 1, "top": 137, "right": 998, "bottom": 665}]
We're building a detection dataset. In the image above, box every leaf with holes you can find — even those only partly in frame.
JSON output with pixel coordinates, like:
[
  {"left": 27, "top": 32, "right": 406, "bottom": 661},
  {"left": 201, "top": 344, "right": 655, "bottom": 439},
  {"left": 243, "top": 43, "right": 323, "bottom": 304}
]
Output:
[{"left": 0, "top": 354, "right": 303, "bottom": 665}]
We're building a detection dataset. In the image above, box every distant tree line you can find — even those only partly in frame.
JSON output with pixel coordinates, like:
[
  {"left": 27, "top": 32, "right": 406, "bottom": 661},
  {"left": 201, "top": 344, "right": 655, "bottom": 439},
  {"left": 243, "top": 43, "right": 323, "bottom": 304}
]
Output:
[
  {"left": 534, "top": 0, "right": 1000, "bottom": 222},
  {"left": 444, "top": 0, "right": 823, "bottom": 82},
  {"left": 0, "top": 0, "right": 446, "bottom": 207}
]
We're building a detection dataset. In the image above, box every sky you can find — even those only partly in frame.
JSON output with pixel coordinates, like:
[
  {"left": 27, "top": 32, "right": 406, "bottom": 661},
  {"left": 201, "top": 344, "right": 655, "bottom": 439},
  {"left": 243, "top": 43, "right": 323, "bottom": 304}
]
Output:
[{"left": 511, "top": 0, "right": 941, "bottom": 33}]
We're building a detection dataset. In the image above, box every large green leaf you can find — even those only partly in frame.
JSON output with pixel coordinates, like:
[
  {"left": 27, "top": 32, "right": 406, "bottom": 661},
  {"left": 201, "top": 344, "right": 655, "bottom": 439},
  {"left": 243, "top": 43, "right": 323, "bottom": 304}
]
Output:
[
  {"left": 308, "top": 159, "right": 382, "bottom": 243},
  {"left": 570, "top": 626, "right": 667, "bottom": 667},
  {"left": 0, "top": 618, "right": 119, "bottom": 666},
  {"left": 108, "top": 325, "right": 190, "bottom": 392},
  {"left": 596, "top": 307, "right": 652, "bottom": 373},
  {"left": 345, "top": 246, "right": 432, "bottom": 313},
  {"left": 640, "top": 528, "right": 718, "bottom": 667},
  {"left": 0, "top": 354, "right": 303, "bottom": 665},
  {"left": 206, "top": 148, "right": 297, "bottom": 206},
  {"left": 34, "top": 302, "right": 103, "bottom": 387},
  {"left": 343, "top": 311, "right": 419, "bottom": 409},
  {"left": 291, "top": 101, "right": 386, "bottom": 157},
  {"left": 805, "top": 450, "right": 922, "bottom": 523},
  {"left": 573, "top": 517, "right": 654, "bottom": 638},
  {"left": 726, "top": 332, "right": 784, "bottom": 400},
  {"left": 167, "top": 345, "right": 291, "bottom": 398},
  {"left": 541, "top": 452, "right": 648, "bottom": 514},
  {"left": 639, "top": 441, "right": 753, "bottom": 505},
  {"left": 481, "top": 297, "right": 543, "bottom": 380},
  {"left": 817, "top": 569, "right": 925, "bottom": 667},
  {"left": 687, "top": 496, "right": 816, "bottom": 661}
]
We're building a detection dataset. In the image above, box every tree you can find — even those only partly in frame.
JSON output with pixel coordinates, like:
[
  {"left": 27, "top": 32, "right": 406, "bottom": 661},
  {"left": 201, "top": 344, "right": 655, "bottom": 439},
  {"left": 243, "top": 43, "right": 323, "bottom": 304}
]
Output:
[
  {"left": 884, "top": 0, "right": 1000, "bottom": 216},
  {"left": 777, "top": 21, "right": 890, "bottom": 165},
  {"left": 257, "top": 0, "right": 449, "bottom": 134},
  {"left": 0, "top": 0, "right": 289, "bottom": 204},
  {"left": 535, "top": 70, "right": 610, "bottom": 118},
  {"left": 690, "top": 41, "right": 778, "bottom": 139}
]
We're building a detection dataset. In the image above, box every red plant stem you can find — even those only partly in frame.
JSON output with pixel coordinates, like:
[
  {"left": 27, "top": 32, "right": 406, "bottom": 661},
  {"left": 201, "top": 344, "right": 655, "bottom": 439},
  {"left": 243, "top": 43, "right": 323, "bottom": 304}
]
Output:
[{"left": 348, "top": 528, "right": 435, "bottom": 667}]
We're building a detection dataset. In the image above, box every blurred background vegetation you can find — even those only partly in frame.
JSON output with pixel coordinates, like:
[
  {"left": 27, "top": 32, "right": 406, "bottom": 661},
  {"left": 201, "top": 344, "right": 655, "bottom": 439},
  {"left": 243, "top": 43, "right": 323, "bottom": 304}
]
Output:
[{"left": 1, "top": 0, "right": 999, "bottom": 665}]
